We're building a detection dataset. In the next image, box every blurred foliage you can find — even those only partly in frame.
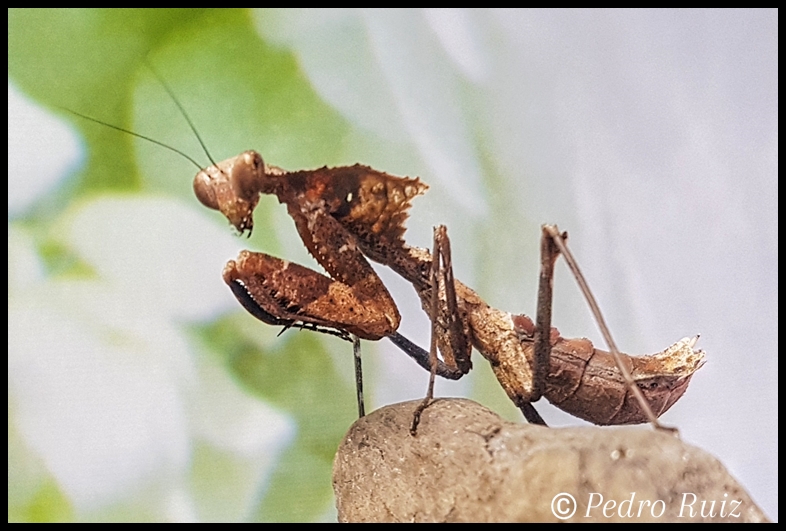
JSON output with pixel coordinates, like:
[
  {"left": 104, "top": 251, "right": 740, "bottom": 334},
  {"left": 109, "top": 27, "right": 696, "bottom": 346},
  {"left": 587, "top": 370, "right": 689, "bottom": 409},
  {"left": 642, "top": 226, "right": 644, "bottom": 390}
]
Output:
[
  {"left": 193, "top": 315, "right": 358, "bottom": 521},
  {"left": 9, "top": 8, "right": 357, "bottom": 522}
]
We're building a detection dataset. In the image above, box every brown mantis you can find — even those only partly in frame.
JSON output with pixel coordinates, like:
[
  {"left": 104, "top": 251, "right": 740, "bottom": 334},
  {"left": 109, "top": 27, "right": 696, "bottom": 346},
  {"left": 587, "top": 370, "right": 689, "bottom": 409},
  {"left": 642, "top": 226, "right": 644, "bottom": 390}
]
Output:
[
  {"left": 65, "top": 85, "right": 704, "bottom": 432},
  {"left": 193, "top": 150, "right": 705, "bottom": 431}
]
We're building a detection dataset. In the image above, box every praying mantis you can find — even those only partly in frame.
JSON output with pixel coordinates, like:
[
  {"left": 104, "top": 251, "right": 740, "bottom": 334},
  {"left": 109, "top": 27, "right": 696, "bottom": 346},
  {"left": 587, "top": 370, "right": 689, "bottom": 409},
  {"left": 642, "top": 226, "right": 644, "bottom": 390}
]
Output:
[
  {"left": 193, "top": 149, "right": 705, "bottom": 431},
  {"left": 64, "top": 80, "right": 704, "bottom": 431}
]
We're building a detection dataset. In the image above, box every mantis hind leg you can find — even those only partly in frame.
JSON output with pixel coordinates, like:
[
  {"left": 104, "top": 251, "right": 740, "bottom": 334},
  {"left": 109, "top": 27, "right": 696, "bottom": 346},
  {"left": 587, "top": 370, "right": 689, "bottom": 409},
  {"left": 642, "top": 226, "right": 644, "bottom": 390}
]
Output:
[
  {"left": 521, "top": 225, "right": 564, "bottom": 426},
  {"left": 540, "top": 225, "right": 672, "bottom": 431}
]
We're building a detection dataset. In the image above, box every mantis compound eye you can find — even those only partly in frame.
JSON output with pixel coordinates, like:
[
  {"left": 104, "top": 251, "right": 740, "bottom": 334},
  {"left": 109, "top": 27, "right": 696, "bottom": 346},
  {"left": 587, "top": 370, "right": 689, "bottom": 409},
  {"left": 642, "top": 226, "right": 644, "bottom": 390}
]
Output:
[
  {"left": 232, "top": 151, "right": 267, "bottom": 200},
  {"left": 247, "top": 151, "right": 263, "bottom": 170},
  {"left": 193, "top": 170, "right": 220, "bottom": 210}
]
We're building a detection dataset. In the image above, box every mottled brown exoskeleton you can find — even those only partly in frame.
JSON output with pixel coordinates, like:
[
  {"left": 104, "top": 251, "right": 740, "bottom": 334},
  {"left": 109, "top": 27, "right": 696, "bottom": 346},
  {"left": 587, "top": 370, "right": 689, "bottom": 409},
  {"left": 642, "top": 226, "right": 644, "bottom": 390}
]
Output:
[
  {"left": 194, "top": 151, "right": 423, "bottom": 342},
  {"left": 64, "top": 74, "right": 705, "bottom": 430},
  {"left": 60, "top": 101, "right": 706, "bottom": 430},
  {"left": 193, "top": 150, "right": 705, "bottom": 430}
]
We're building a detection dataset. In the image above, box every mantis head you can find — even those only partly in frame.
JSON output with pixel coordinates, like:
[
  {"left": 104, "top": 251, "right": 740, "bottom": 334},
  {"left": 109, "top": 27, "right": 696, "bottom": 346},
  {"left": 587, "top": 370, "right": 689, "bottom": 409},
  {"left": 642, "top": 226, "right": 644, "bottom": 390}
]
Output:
[{"left": 193, "top": 150, "right": 274, "bottom": 236}]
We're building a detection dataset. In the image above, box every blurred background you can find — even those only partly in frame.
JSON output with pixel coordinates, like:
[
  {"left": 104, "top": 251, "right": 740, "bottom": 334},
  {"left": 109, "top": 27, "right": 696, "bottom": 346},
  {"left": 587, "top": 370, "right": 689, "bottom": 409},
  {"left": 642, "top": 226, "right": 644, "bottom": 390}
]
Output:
[{"left": 8, "top": 9, "right": 777, "bottom": 521}]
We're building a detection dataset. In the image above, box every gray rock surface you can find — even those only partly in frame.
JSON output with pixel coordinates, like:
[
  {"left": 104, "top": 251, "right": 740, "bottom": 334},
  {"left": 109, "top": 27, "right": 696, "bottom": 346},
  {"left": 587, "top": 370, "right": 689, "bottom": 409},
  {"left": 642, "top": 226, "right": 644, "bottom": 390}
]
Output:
[{"left": 333, "top": 398, "right": 767, "bottom": 522}]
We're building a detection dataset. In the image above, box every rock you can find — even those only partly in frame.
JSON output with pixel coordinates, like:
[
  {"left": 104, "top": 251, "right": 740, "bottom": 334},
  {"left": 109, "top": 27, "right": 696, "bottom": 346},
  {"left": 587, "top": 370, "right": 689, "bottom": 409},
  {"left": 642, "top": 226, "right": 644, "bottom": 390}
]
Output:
[{"left": 333, "top": 398, "right": 767, "bottom": 522}]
